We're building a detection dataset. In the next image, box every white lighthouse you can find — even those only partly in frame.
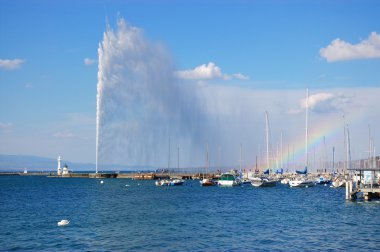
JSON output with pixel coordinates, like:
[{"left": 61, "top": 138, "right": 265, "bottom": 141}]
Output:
[{"left": 57, "top": 156, "right": 62, "bottom": 176}]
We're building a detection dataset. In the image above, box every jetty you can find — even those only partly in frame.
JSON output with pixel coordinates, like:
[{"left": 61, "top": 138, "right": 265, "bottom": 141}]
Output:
[
  {"left": 0, "top": 171, "right": 220, "bottom": 180},
  {"left": 346, "top": 166, "right": 380, "bottom": 201}
]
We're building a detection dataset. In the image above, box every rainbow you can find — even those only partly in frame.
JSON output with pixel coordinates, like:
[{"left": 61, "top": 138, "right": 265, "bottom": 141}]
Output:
[{"left": 254, "top": 111, "right": 363, "bottom": 173}]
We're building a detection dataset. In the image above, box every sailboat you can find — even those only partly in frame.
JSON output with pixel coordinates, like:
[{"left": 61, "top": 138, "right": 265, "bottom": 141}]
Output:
[
  {"left": 252, "top": 111, "right": 276, "bottom": 187},
  {"left": 201, "top": 143, "right": 215, "bottom": 186},
  {"left": 289, "top": 89, "right": 315, "bottom": 188},
  {"left": 156, "top": 138, "right": 184, "bottom": 186},
  {"left": 332, "top": 126, "right": 351, "bottom": 188}
]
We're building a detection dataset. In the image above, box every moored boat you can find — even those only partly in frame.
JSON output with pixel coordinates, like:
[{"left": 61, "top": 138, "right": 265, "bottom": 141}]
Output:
[
  {"left": 200, "top": 178, "right": 216, "bottom": 186},
  {"left": 331, "top": 178, "right": 346, "bottom": 188},
  {"left": 289, "top": 177, "right": 316, "bottom": 188},
  {"left": 218, "top": 173, "right": 241, "bottom": 187},
  {"left": 316, "top": 176, "right": 331, "bottom": 185},
  {"left": 281, "top": 178, "right": 290, "bottom": 185},
  {"left": 251, "top": 177, "right": 276, "bottom": 187},
  {"left": 156, "top": 179, "right": 184, "bottom": 186}
]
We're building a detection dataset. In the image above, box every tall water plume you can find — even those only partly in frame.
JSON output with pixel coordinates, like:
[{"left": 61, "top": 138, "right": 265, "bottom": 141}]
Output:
[
  {"left": 95, "top": 18, "right": 365, "bottom": 171},
  {"left": 96, "top": 18, "right": 206, "bottom": 169}
]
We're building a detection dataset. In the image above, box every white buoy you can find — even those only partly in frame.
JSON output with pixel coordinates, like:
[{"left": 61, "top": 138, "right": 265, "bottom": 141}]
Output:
[
  {"left": 100, "top": 180, "right": 104, "bottom": 184},
  {"left": 57, "top": 220, "right": 70, "bottom": 226},
  {"left": 125, "top": 184, "right": 130, "bottom": 187}
]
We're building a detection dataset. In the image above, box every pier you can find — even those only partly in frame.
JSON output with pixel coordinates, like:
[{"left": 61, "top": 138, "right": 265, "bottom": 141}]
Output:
[
  {"left": 0, "top": 171, "right": 219, "bottom": 180},
  {"left": 346, "top": 167, "right": 380, "bottom": 201}
]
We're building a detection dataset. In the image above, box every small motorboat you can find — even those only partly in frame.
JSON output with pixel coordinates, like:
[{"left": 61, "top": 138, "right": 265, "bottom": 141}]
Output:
[
  {"left": 289, "top": 177, "right": 316, "bottom": 188},
  {"left": 217, "top": 172, "right": 242, "bottom": 187},
  {"left": 316, "top": 176, "right": 331, "bottom": 185},
  {"left": 200, "top": 178, "right": 215, "bottom": 186},
  {"left": 168, "top": 179, "right": 184, "bottom": 186},
  {"left": 156, "top": 179, "right": 184, "bottom": 186},
  {"left": 155, "top": 179, "right": 169, "bottom": 186}
]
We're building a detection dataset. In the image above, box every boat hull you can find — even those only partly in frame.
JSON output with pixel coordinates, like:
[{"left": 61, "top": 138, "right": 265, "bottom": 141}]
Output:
[
  {"left": 331, "top": 180, "right": 346, "bottom": 188},
  {"left": 155, "top": 179, "right": 184, "bottom": 186},
  {"left": 200, "top": 178, "right": 215, "bottom": 186},
  {"left": 289, "top": 180, "right": 315, "bottom": 188},
  {"left": 218, "top": 180, "right": 240, "bottom": 187},
  {"left": 217, "top": 173, "right": 241, "bottom": 187},
  {"left": 251, "top": 179, "right": 276, "bottom": 187}
]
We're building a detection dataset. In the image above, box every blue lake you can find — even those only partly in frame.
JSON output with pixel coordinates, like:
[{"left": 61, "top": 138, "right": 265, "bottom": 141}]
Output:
[{"left": 0, "top": 176, "right": 379, "bottom": 251}]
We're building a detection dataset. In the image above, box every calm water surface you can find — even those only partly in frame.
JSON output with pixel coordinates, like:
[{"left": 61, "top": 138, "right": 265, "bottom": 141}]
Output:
[{"left": 0, "top": 176, "right": 379, "bottom": 251}]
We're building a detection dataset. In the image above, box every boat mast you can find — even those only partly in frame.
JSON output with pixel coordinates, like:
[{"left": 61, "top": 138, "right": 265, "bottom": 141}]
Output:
[
  {"left": 177, "top": 145, "right": 180, "bottom": 170},
  {"left": 206, "top": 142, "right": 209, "bottom": 176},
  {"left": 368, "top": 124, "right": 371, "bottom": 169},
  {"left": 240, "top": 143, "right": 242, "bottom": 171},
  {"left": 281, "top": 131, "right": 283, "bottom": 170},
  {"left": 346, "top": 126, "right": 351, "bottom": 171},
  {"left": 343, "top": 115, "right": 346, "bottom": 172},
  {"left": 323, "top": 136, "right": 326, "bottom": 173},
  {"left": 305, "top": 88, "right": 309, "bottom": 171},
  {"left": 287, "top": 144, "right": 290, "bottom": 173},
  {"left": 168, "top": 137, "right": 171, "bottom": 170},
  {"left": 332, "top": 146, "right": 335, "bottom": 174},
  {"left": 265, "top": 111, "right": 270, "bottom": 172},
  {"left": 373, "top": 146, "right": 376, "bottom": 169}
]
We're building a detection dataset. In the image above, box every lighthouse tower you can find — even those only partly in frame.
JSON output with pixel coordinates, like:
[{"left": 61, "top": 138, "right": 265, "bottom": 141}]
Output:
[{"left": 57, "top": 156, "right": 62, "bottom": 176}]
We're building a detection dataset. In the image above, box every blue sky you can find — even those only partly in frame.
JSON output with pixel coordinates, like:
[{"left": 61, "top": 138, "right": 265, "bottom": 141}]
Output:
[{"left": 0, "top": 0, "right": 379, "bottom": 168}]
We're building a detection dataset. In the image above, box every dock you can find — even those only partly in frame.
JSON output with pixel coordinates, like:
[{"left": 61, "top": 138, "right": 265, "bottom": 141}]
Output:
[
  {"left": 346, "top": 166, "right": 380, "bottom": 201},
  {"left": 0, "top": 171, "right": 217, "bottom": 180}
]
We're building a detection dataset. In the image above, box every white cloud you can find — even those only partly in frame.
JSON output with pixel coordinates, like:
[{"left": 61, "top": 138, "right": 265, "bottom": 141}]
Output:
[
  {"left": 0, "top": 58, "right": 26, "bottom": 70},
  {"left": 320, "top": 32, "right": 380, "bottom": 62},
  {"left": 84, "top": 57, "right": 96, "bottom": 66},
  {"left": 176, "top": 62, "right": 249, "bottom": 80},
  {"left": 53, "top": 131, "right": 75, "bottom": 138},
  {"left": 232, "top": 73, "right": 249, "bottom": 80},
  {"left": 299, "top": 92, "right": 350, "bottom": 113}
]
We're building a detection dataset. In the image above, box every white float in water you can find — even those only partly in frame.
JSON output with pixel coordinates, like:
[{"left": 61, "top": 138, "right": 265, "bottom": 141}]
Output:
[
  {"left": 57, "top": 220, "right": 70, "bottom": 226},
  {"left": 100, "top": 180, "right": 104, "bottom": 184}
]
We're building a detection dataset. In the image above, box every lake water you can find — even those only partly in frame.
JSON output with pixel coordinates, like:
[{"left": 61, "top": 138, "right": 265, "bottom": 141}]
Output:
[{"left": 0, "top": 176, "right": 379, "bottom": 251}]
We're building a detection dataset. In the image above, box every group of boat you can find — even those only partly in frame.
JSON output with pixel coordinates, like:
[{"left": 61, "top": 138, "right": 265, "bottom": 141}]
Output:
[
  {"left": 155, "top": 170, "right": 346, "bottom": 188},
  {"left": 156, "top": 89, "right": 348, "bottom": 189},
  {"left": 155, "top": 178, "right": 185, "bottom": 186}
]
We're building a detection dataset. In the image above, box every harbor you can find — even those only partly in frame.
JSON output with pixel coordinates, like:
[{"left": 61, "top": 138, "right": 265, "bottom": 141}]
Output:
[
  {"left": 1, "top": 174, "right": 379, "bottom": 251},
  {"left": 3, "top": 165, "right": 380, "bottom": 202}
]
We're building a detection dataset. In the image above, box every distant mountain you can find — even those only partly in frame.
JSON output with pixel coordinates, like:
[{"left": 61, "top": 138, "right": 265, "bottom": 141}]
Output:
[
  {"left": 0, "top": 154, "right": 236, "bottom": 173},
  {"left": 0, "top": 154, "right": 151, "bottom": 172}
]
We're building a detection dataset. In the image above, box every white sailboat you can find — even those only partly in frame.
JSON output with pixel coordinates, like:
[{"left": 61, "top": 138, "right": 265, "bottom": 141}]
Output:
[
  {"left": 201, "top": 143, "right": 215, "bottom": 186},
  {"left": 252, "top": 111, "right": 277, "bottom": 187},
  {"left": 156, "top": 138, "right": 184, "bottom": 186},
  {"left": 289, "top": 89, "right": 315, "bottom": 188}
]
